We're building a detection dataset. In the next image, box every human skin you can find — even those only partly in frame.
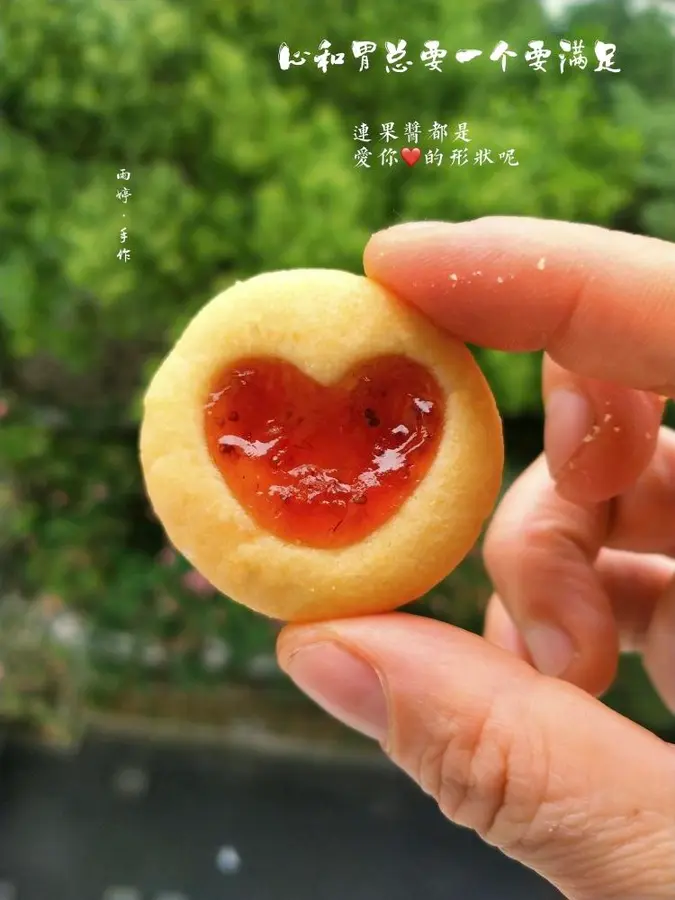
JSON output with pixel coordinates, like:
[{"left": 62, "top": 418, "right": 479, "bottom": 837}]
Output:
[{"left": 276, "top": 218, "right": 675, "bottom": 900}]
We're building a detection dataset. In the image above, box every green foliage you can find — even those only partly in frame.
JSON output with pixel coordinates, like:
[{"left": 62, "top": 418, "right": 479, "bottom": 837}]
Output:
[
  {"left": 477, "top": 351, "right": 543, "bottom": 416},
  {"left": 0, "top": 597, "right": 88, "bottom": 745},
  {"left": 1, "top": 0, "right": 674, "bottom": 731}
]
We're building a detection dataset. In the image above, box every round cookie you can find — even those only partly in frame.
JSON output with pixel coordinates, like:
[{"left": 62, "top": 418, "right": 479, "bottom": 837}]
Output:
[{"left": 140, "top": 269, "right": 504, "bottom": 622}]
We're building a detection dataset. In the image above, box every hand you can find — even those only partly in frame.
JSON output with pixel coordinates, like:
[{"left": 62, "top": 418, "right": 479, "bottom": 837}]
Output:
[{"left": 276, "top": 218, "right": 675, "bottom": 900}]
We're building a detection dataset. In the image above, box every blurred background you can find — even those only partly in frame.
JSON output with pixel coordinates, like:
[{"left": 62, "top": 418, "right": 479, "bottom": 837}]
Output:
[{"left": 1, "top": 0, "right": 674, "bottom": 897}]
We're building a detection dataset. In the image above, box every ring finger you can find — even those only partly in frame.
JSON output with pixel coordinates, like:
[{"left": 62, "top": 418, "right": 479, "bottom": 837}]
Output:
[
  {"left": 485, "top": 548, "right": 675, "bottom": 710},
  {"left": 482, "top": 428, "right": 675, "bottom": 695}
]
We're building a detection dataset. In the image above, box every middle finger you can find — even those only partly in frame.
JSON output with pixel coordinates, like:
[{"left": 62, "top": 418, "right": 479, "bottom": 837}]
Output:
[{"left": 483, "top": 428, "right": 675, "bottom": 695}]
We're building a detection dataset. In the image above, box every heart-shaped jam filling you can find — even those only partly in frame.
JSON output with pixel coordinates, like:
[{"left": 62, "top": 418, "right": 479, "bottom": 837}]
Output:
[{"left": 204, "top": 355, "right": 445, "bottom": 549}]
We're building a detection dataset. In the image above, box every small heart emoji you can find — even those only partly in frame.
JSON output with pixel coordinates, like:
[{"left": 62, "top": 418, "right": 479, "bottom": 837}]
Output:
[{"left": 401, "top": 147, "right": 421, "bottom": 167}]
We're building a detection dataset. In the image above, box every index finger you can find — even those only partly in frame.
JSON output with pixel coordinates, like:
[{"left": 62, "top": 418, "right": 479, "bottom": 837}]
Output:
[{"left": 363, "top": 217, "right": 675, "bottom": 395}]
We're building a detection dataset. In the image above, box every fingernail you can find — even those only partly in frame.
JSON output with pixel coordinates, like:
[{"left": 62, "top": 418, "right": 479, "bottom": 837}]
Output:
[
  {"left": 284, "top": 642, "right": 389, "bottom": 743},
  {"left": 544, "top": 389, "right": 595, "bottom": 478},
  {"left": 523, "top": 624, "right": 576, "bottom": 677}
]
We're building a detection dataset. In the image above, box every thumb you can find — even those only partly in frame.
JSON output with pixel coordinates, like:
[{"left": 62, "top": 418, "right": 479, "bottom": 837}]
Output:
[{"left": 277, "top": 613, "right": 675, "bottom": 900}]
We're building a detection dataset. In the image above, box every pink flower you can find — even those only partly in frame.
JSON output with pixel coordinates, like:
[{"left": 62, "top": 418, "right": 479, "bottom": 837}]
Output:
[
  {"left": 39, "top": 593, "right": 65, "bottom": 616},
  {"left": 181, "top": 569, "right": 215, "bottom": 596},
  {"left": 158, "top": 547, "right": 177, "bottom": 567},
  {"left": 0, "top": 400, "right": 8, "bottom": 419}
]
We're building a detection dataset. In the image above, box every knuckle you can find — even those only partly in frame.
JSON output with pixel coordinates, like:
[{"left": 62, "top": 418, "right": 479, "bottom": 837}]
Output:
[
  {"left": 485, "top": 511, "right": 569, "bottom": 595},
  {"left": 415, "top": 683, "right": 558, "bottom": 852},
  {"left": 483, "top": 493, "right": 566, "bottom": 588},
  {"left": 518, "top": 508, "right": 578, "bottom": 555},
  {"left": 482, "top": 515, "right": 522, "bottom": 583}
]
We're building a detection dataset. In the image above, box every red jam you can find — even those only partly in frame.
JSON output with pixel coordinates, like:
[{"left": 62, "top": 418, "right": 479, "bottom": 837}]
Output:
[{"left": 204, "top": 355, "right": 445, "bottom": 549}]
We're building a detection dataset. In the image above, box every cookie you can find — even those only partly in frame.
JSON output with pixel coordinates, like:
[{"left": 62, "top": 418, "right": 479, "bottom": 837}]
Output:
[{"left": 140, "top": 269, "right": 503, "bottom": 622}]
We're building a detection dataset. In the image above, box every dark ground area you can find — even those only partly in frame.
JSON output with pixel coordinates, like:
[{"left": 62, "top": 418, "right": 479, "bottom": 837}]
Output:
[{"left": 0, "top": 733, "right": 562, "bottom": 900}]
